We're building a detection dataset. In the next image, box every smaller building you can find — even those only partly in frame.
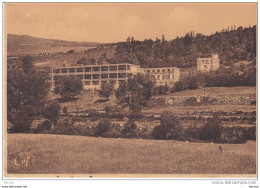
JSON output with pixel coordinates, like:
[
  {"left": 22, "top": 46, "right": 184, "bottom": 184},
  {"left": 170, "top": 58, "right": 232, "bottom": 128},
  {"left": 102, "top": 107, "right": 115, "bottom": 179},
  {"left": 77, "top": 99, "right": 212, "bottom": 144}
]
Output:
[
  {"left": 144, "top": 67, "right": 180, "bottom": 86},
  {"left": 197, "top": 54, "right": 220, "bottom": 72}
]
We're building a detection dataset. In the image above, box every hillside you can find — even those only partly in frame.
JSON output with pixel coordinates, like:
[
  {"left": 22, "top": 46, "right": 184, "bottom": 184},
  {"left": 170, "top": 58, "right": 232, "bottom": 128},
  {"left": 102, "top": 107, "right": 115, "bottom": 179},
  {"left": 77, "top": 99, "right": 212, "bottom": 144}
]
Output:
[
  {"left": 7, "top": 134, "right": 256, "bottom": 175},
  {"left": 7, "top": 34, "right": 99, "bottom": 56},
  {"left": 37, "top": 25, "right": 256, "bottom": 69}
]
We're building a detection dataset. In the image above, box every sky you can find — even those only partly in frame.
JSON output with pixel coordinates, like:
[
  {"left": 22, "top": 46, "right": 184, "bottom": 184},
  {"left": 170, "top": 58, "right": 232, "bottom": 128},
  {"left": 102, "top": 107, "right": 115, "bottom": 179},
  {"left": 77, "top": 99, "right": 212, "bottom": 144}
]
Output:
[{"left": 5, "top": 3, "right": 257, "bottom": 43}]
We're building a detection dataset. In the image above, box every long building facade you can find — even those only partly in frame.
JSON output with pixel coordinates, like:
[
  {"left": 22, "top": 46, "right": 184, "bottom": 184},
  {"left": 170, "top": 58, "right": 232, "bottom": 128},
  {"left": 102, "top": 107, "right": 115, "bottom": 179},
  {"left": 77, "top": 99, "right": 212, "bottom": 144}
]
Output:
[{"left": 50, "top": 63, "right": 180, "bottom": 91}]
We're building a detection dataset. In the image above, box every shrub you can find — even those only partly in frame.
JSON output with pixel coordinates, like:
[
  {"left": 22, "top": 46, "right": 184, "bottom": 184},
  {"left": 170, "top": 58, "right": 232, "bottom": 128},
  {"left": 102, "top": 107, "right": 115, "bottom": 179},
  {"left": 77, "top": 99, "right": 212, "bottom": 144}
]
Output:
[
  {"left": 43, "top": 101, "right": 61, "bottom": 124},
  {"left": 95, "top": 119, "right": 112, "bottom": 136},
  {"left": 62, "top": 106, "right": 68, "bottom": 114},
  {"left": 152, "top": 111, "right": 183, "bottom": 140},
  {"left": 33, "top": 120, "right": 52, "bottom": 133},
  {"left": 243, "top": 126, "right": 256, "bottom": 140},
  {"left": 104, "top": 105, "right": 116, "bottom": 113},
  {"left": 122, "top": 119, "right": 137, "bottom": 138},
  {"left": 99, "top": 82, "right": 114, "bottom": 100},
  {"left": 103, "top": 129, "right": 122, "bottom": 138},
  {"left": 199, "top": 115, "right": 221, "bottom": 141},
  {"left": 172, "top": 81, "right": 185, "bottom": 93},
  {"left": 184, "top": 125, "right": 200, "bottom": 141},
  {"left": 157, "top": 85, "right": 168, "bottom": 95}
]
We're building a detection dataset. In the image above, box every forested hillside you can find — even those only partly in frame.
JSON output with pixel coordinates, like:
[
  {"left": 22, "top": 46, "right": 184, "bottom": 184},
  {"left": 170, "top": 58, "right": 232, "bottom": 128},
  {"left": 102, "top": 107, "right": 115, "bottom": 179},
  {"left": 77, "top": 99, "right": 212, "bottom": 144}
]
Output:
[{"left": 102, "top": 26, "right": 256, "bottom": 68}]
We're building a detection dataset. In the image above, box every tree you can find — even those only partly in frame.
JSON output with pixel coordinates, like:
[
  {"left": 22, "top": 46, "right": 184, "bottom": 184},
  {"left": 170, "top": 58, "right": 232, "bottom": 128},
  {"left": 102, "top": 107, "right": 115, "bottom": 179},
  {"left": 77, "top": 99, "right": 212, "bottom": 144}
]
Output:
[
  {"left": 116, "top": 74, "right": 156, "bottom": 113},
  {"left": 199, "top": 115, "right": 221, "bottom": 141},
  {"left": 54, "top": 76, "right": 83, "bottom": 100},
  {"left": 122, "top": 119, "right": 137, "bottom": 138},
  {"left": 7, "top": 55, "right": 50, "bottom": 132},
  {"left": 98, "top": 82, "right": 114, "bottom": 100},
  {"left": 43, "top": 101, "right": 61, "bottom": 125},
  {"left": 152, "top": 111, "right": 183, "bottom": 140},
  {"left": 95, "top": 119, "right": 112, "bottom": 136}
]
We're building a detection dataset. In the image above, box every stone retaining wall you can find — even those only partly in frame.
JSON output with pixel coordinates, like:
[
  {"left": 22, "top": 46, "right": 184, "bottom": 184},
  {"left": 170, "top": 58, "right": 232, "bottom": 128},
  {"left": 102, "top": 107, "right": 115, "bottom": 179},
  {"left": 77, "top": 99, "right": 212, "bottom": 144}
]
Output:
[{"left": 155, "top": 96, "right": 256, "bottom": 105}]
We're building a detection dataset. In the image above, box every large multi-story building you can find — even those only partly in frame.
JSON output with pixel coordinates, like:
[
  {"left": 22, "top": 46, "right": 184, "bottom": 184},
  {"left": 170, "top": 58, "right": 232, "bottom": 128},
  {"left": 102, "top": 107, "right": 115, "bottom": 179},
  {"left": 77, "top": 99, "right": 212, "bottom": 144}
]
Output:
[
  {"left": 197, "top": 54, "right": 220, "bottom": 72},
  {"left": 50, "top": 63, "right": 180, "bottom": 91}
]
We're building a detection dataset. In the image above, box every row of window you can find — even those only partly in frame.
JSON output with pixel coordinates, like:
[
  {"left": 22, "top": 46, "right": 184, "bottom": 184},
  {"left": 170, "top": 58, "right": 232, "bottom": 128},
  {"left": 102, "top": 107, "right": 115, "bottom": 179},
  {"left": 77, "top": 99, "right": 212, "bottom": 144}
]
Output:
[
  {"left": 54, "top": 65, "right": 130, "bottom": 73},
  {"left": 84, "top": 80, "right": 126, "bottom": 85},
  {"left": 54, "top": 73, "right": 132, "bottom": 80},
  {"left": 146, "top": 68, "right": 173, "bottom": 73},
  {"left": 199, "top": 59, "right": 214, "bottom": 64},
  {"left": 151, "top": 75, "right": 171, "bottom": 80}
]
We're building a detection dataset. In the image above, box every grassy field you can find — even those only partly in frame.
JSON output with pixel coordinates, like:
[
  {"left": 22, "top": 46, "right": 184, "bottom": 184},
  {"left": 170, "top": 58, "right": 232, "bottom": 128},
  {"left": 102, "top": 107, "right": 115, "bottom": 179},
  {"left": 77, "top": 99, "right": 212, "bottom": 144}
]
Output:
[{"left": 7, "top": 134, "right": 256, "bottom": 175}]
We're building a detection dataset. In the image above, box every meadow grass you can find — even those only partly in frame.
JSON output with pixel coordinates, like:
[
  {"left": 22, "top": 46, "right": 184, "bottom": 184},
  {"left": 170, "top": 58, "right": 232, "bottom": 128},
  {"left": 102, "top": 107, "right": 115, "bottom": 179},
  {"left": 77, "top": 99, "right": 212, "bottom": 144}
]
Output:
[{"left": 7, "top": 134, "right": 256, "bottom": 175}]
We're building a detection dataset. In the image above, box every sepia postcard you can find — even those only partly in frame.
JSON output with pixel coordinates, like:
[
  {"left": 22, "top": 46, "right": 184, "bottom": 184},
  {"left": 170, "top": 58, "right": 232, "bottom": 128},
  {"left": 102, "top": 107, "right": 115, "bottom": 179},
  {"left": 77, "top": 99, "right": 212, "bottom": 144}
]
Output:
[{"left": 2, "top": 2, "right": 258, "bottom": 182}]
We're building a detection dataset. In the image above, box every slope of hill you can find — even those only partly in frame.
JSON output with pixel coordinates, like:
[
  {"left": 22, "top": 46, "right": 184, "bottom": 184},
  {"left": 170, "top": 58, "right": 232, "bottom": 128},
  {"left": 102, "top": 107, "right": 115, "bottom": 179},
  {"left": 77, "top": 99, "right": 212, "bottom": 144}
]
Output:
[
  {"left": 42, "top": 25, "right": 255, "bottom": 69},
  {"left": 7, "top": 34, "right": 99, "bottom": 56}
]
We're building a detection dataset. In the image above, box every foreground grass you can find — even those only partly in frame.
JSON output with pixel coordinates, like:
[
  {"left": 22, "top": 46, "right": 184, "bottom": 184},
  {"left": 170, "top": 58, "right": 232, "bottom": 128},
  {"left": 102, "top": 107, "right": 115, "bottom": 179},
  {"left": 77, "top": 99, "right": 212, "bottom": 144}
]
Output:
[{"left": 7, "top": 134, "right": 256, "bottom": 174}]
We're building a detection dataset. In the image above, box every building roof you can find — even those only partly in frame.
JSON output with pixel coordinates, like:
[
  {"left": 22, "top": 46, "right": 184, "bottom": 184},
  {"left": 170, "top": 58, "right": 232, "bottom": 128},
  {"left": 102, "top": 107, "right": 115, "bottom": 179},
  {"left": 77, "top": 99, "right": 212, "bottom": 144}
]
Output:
[{"left": 52, "top": 63, "right": 140, "bottom": 70}]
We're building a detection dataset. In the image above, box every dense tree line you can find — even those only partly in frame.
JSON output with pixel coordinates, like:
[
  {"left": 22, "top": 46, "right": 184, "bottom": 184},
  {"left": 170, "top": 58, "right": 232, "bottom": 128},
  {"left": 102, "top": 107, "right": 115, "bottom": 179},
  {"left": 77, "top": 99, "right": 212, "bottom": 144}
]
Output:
[{"left": 108, "top": 26, "right": 256, "bottom": 68}]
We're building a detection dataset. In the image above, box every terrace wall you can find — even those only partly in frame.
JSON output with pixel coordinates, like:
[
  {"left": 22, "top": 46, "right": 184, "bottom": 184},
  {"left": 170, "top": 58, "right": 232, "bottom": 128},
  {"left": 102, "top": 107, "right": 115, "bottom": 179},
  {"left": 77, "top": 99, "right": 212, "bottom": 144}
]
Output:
[{"left": 155, "top": 96, "right": 256, "bottom": 106}]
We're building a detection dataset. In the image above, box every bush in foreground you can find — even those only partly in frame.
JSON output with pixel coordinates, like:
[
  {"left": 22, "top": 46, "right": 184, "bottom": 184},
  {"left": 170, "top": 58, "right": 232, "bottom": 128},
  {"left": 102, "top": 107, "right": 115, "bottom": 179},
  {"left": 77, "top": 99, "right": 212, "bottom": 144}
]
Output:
[
  {"left": 152, "top": 111, "right": 183, "bottom": 140},
  {"left": 94, "top": 119, "right": 112, "bottom": 136},
  {"left": 199, "top": 115, "right": 221, "bottom": 141}
]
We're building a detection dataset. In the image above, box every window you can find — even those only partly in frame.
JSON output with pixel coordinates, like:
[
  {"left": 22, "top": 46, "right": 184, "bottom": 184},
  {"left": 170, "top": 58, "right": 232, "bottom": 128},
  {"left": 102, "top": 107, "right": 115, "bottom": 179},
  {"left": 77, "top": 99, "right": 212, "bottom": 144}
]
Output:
[
  {"left": 54, "top": 76, "right": 59, "bottom": 80},
  {"left": 76, "top": 75, "right": 83, "bottom": 79},
  {"left": 84, "top": 81, "right": 91, "bottom": 85},
  {"left": 84, "top": 74, "right": 91, "bottom": 79},
  {"left": 76, "top": 68, "right": 83, "bottom": 72},
  {"left": 118, "top": 65, "right": 126, "bottom": 71},
  {"left": 101, "top": 66, "right": 108, "bottom": 72},
  {"left": 92, "top": 81, "right": 99, "bottom": 85},
  {"left": 152, "top": 70, "right": 155, "bottom": 73},
  {"left": 167, "top": 69, "right": 170, "bottom": 72},
  {"left": 109, "top": 66, "right": 117, "bottom": 71},
  {"left": 101, "top": 81, "right": 108, "bottom": 85},
  {"left": 147, "top": 70, "right": 150, "bottom": 73},
  {"left": 118, "top": 73, "right": 126, "bottom": 78},
  {"left": 109, "top": 73, "right": 117, "bottom": 78},
  {"left": 162, "top": 75, "right": 165, "bottom": 80},
  {"left": 92, "top": 67, "right": 100, "bottom": 72},
  {"left": 69, "top": 68, "right": 75, "bottom": 73},
  {"left": 166, "top": 75, "right": 170, "bottom": 79},
  {"left": 157, "top": 69, "right": 160, "bottom": 73},
  {"left": 204, "top": 65, "right": 207, "bottom": 69},
  {"left": 162, "top": 69, "right": 165, "bottom": 73},
  {"left": 127, "top": 65, "right": 130, "bottom": 70},
  {"left": 61, "top": 68, "right": 68, "bottom": 73},
  {"left": 101, "top": 74, "right": 108, "bottom": 79},
  {"left": 127, "top": 73, "right": 133, "bottom": 77},
  {"left": 84, "top": 67, "right": 91, "bottom": 72},
  {"left": 93, "top": 74, "right": 100, "bottom": 79},
  {"left": 157, "top": 75, "right": 160, "bottom": 80},
  {"left": 55, "top": 69, "right": 60, "bottom": 73}
]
